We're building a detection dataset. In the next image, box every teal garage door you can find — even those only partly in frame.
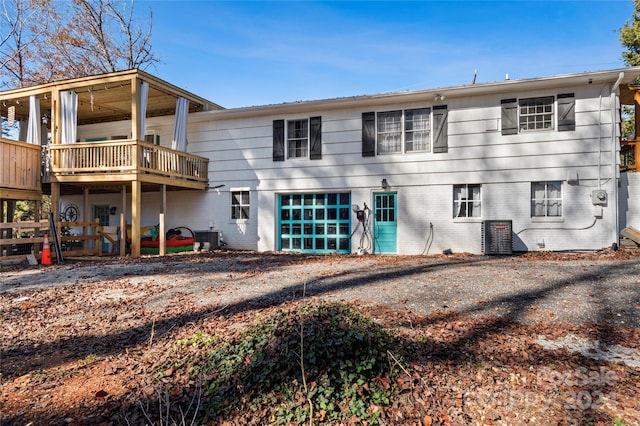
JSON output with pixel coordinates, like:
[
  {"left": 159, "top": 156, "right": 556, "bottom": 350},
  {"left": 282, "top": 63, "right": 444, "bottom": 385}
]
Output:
[
  {"left": 278, "top": 192, "right": 351, "bottom": 254},
  {"left": 374, "top": 192, "right": 397, "bottom": 254}
]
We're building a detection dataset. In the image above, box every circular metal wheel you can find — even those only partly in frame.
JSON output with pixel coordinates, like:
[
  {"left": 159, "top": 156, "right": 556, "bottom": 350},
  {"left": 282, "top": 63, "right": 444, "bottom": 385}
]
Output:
[{"left": 63, "top": 204, "right": 79, "bottom": 222}]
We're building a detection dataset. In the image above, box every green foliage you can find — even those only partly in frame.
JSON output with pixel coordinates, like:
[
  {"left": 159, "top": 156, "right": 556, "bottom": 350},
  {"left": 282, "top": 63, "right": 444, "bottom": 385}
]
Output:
[
  {"left": 620, "top": 0, "right": 640, "bottom": 66},
  {"left": 622, "top": 105, "right": 635, "bottom": 140},
  {"left": 14, "top": 201, "right": 35, "bottom": 221},
  {"left": 612, "top": 417, "right": 628, "bottom": 426},
  {"left": 193, "top": 303, "right": 402, "bottom": 424}
]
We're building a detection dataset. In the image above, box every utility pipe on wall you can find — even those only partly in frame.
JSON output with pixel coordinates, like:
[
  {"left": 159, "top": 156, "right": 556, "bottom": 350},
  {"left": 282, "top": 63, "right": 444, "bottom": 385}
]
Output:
[{"left": 610, "top": 71, "right": 624, "bottom": 245}]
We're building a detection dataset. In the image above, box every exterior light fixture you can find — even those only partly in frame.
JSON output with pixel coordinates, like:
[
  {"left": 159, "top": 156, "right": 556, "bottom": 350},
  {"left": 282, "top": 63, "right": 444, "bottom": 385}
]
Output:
[{"left": 381, "top": 178, "right": 389, "bottom": 189}]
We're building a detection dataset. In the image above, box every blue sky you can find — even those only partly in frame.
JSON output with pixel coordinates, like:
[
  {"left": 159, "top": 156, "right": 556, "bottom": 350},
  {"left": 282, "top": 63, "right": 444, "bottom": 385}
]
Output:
[{"left": 142, "top": 1, "right": 634, "bottom": 108}]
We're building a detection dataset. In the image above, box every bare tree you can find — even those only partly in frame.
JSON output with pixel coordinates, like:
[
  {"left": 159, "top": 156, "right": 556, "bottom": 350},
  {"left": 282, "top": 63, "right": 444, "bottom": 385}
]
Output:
[
  {"left": 0, "top": 0, "right": 50, "bottom": 88},
  {"left": 0, "top": 0, "right": 158, "bottom": 89}
]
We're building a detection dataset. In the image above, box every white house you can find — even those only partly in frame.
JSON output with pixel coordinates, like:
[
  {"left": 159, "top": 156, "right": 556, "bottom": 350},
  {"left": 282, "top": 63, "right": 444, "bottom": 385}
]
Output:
[{"left": 7, "top": 67, "right": 640, "bottom": 256}]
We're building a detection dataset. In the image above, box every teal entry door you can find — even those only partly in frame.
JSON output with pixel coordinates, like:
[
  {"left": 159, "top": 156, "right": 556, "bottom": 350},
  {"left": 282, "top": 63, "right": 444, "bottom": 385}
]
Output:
[{"left": 373, "top": 192, "right": 397, "bottom": 254}]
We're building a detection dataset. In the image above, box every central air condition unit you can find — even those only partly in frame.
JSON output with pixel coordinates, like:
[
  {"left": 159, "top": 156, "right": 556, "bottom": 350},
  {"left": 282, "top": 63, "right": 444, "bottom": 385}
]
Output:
[
  {"left": 194, "top": 231, "right": 220, "bottom": 251},
  {"left": 481, "top": 220, "right": 513, "bottom": 255}
]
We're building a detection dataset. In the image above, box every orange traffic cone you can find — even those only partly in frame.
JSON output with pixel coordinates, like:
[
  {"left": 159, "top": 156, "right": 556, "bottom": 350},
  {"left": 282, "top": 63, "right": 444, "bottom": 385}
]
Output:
[{"left": 42, "top": 234, "right": 52, "bottom": 265}]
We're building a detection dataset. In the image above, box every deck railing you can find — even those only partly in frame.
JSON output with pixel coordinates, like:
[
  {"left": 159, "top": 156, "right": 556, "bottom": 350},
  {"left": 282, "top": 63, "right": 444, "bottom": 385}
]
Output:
[
  {"left": 0, "top": 138, "right": 42, "bottom": 192},
  {"left": 48, "top": 140, "right": 208, "bottom": 183},
  {"left": 621, "top": 139, "right": 639, "bottom": 172}
]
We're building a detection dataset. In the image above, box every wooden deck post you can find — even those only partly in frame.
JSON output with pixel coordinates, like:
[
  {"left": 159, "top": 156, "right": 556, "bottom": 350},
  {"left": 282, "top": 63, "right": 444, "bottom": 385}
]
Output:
[
  {"left": 51, "top": 181, "right": 60, "bottom": 249},
  {"left": 83, "top": 187, "right": 90, "bottom": 250},
  {"left": 120, "top": 185, "right": 126, "bottom": 256},
  {"left": 131, "top": 180, "right": 141, "bottom": 257},
  {"left": 159, "top": 184, "right": 166, "bottom": 256}
]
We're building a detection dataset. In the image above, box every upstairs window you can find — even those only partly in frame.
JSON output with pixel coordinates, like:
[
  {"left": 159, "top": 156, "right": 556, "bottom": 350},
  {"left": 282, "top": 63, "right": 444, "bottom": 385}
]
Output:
[
  {"left": 287, "top": 119, "right": 308, "bottom": 158},
  {"left": 377, "top": 110, "right": 402, "bottom": 154},
  {"left": 405, "top": 108, "right": 431, "bottom": 152},
  {"left": 453, "top": 184, "right": 481, "bottom": 218},
  {"left": 363, "top": 107, "right": 442, "bottom": 156},
  {"left": 501, "top": 94, "right": 574, "bottom": 135},
  {"left": 519, "top": 96, "right": 554, "bottom": 131},
  {"left": 273, "top": 116, "right": 322, "bottom": 161},
  {"left": 531, "top": 181, "right": 562, "bottom": 217}
]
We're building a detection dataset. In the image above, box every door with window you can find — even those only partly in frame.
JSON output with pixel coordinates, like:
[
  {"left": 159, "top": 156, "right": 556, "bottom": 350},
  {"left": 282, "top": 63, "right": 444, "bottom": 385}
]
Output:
[{"left": 373, "top": 192, "right": 397, "bottom": 254}]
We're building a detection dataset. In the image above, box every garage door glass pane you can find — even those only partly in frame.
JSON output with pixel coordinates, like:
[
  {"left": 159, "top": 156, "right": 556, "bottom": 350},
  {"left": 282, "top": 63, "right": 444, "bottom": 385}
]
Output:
[{"left": 278, "top": 192, "right": 351, "bottom": 254}]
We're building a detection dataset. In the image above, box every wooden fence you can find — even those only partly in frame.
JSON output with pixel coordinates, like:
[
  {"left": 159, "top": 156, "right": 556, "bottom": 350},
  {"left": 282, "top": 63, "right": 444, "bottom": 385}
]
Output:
[
  {"left": 0, "top": 219, "right": 107, "bottom": 262},
  {"left": 0, "top": 138, "right": 42, "bottom": 193}
]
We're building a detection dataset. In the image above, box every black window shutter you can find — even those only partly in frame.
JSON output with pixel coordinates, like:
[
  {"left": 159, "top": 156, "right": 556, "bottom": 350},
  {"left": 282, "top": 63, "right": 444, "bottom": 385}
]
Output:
[
  {"left": 273, "top": 119, "right": 285, "bottom": 161},
  {"left": 501, "top": 98, "right": 518, "bottom": 135},
  {"left": 433, "top": 105, "right": 448, "bottom": 153},
  {"left": 557, "top": 93, "right": 575, "bottom": 131},
  {"left": 362, "top": 112, "right": 376, "bottom": 157},
  {"left": 310, "top": 116, "right": 322, "bottom": 160}
]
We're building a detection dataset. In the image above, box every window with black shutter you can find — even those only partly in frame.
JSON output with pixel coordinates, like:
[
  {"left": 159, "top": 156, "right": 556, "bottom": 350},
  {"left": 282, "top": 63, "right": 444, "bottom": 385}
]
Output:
[
  {"left": 362, "top": 112, "right": 376, "bottom": 157},
  {"left": 501, "top": 98, "right": 518, "bottom": 135},
  {"left": 310, "top": 116, "right": 322, "bottom": 159},
  {"left": 273, "top": 119, "right": 285, "bottom": 161},
  {"left": 557, "top": 93, "right": 575, "bottom": 132},
  {"left": 433, "top": 105, "right": 448, "bottom": 153}
]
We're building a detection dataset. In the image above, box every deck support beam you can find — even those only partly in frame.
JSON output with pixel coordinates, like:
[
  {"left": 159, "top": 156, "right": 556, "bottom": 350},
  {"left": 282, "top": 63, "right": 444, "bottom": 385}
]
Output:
[
  {"left": 120, "top": 185, "right": 127, "bottom": 256},
  {"left": 83, "top": 187, "right": 90, "bottom": 250},
  {"left": 159, "top": 184, "right": 166, "bottom": 256},
  {"left": 131, "top": 180, "right": 141, "bottom": 257}
]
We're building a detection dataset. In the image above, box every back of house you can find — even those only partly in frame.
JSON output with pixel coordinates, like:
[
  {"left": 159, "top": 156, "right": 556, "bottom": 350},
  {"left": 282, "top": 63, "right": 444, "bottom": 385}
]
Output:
[{"left": 9, "top": 66, "right": 638, "bottom": 257}]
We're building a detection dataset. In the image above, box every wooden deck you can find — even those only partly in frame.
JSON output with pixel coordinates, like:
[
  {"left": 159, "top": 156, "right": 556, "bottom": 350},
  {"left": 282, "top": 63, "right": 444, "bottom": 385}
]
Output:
[
  {"left": 49, "top": 140, "right": 208, "bottom": 189},
  {"left": 0, "top": 138, "right": 42, "bottom": 200}
]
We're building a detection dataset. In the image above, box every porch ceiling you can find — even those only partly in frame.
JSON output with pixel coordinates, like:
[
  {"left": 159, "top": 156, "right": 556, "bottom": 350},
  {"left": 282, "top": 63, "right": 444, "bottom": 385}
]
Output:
[{"left": 0, "top": 69, "right": 223, "bottom": 126}]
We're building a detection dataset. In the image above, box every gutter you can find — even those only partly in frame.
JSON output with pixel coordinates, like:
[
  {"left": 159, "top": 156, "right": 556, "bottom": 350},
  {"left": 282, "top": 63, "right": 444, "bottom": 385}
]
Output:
[{"left": 610, "top": 71, "right": 624, "bottom": 247}]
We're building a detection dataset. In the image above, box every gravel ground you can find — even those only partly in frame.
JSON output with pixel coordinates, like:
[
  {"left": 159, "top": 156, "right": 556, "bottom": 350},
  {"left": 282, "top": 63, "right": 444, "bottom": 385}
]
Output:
[{"left": 2, "top": 251, "right": 639, "bottom": 328}]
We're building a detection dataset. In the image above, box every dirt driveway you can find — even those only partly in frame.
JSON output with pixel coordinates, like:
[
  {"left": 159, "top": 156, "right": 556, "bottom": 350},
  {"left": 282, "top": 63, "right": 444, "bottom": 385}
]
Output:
[
  {"left": 2, "top": 250, "right": 639, "bottom": 327},
  {"left": 1, "top": 250, "right": 640, "bottom": 425}
]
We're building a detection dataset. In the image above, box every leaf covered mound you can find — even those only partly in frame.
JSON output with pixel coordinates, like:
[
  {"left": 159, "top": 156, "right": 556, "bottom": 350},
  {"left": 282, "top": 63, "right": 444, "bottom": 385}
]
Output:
[{"left": 173, "top": 303, "right": 402, "bottom": 425}]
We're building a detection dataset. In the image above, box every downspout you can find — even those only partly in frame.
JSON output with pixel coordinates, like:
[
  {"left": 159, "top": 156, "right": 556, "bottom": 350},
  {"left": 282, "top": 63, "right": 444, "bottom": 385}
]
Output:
[{"left": 610, "top": 71, "right": 624, "bottom": 246}]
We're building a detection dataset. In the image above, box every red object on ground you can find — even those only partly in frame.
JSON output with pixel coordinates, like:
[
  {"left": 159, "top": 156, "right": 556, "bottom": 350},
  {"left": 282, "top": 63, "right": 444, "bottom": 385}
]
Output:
[{"left": 42, "top": 234, "right": 52, "bottom": 265}]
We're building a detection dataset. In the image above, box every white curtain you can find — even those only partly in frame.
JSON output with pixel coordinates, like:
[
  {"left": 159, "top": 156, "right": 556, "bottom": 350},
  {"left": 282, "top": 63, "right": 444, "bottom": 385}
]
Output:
[
  {"left": 547, "top": 182, "right": 562, "bottom": 216},
  {"left": 532, "top": 182, "right": 546, "bottom": 216},
  {"left": 18, "top": 120, "right": 27, "bottom": 141},
  {"left": 532, "top": 181, "right": 562, "bottom": 216},
  {"left": 454, "top": 184, "right": 481, "bottom": 218},
  {"left": 139, "top": 81, "right": 149, "bottom": 141},
  {"left": 26, "top": 95, "right": 41, "bottom": 145},
  {"left": 61, "top": 91, "right": 78, "bottom": 169},
  {"left": 171, "top": 96, "right": 188, "bottom": 151},
  {"left": 61, "top": 91, "right": 78, "bottom": 144}
]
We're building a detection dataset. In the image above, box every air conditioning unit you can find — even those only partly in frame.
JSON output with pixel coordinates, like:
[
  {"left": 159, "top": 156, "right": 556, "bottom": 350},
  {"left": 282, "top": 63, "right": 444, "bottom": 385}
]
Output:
[
  {"left": 194, "top": 231, "right": 220, "bottom": 251},
  {"left": 481, "top": 220, "right": 513, "bottom": 255},
  {"left": 145, "top": 133, "right": 160, "bottom": 145}
]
